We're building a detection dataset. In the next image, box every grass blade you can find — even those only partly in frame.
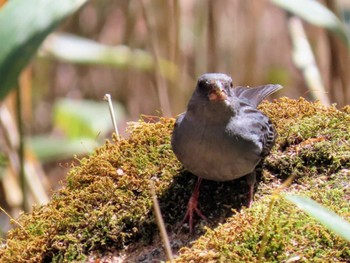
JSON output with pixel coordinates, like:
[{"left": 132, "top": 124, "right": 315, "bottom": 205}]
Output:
[{"left": 284, "top": 194, "right": 350, "bottom": 242}]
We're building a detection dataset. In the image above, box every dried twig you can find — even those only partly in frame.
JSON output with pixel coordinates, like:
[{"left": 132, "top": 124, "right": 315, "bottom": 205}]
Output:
[
  {"left": 150, "top": 180, "right": 174, "bottom": 263},
  {"left": 103, "top": 94, "right": 120, "bottom": 140},
  {"left": 0, "top": 206, "right": 25, "bottom": 230}
]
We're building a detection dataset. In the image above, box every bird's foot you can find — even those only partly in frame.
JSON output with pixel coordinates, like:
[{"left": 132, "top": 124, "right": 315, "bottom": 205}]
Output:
[
  {"left": 246, "top": 173, "right": 256, "bottom": 208},
  {"left": 180, "top": 194, "right": 207, "bottom": 233},
  {"left": 246, "top": 183, "right": 254, "bottom": 208}
]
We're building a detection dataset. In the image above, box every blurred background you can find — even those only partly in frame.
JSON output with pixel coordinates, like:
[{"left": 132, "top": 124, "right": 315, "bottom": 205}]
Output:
[{"left": 0, "top": 0, "right": 349, "bottom": 238}]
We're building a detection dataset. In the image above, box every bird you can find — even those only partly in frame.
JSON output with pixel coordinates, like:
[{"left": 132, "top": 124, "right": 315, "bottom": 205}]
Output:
[{"left": 171, "top": 73, "right": 282, "bottom": 232}]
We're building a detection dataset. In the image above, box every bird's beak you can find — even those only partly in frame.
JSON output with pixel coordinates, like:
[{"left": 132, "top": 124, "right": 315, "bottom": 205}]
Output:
[{"left": 208, "top": 81, "right": 227, "bottom": 101}]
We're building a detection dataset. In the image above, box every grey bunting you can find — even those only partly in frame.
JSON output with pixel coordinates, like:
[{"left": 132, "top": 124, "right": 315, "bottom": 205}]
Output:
[{"left": 171, "top": 73, "right": 282, "bottom": 232}]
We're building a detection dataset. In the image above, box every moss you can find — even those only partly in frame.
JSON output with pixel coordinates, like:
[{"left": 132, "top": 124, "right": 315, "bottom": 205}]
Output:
[
  {"left": 0, "top": 98, "right": 349, "bottom": 262},
  {"left": 261, "top": 98, "right": 350, "bottom": 182},
  {"left": 176, "top": 171, "right": 350, "bottom": 262},
  {"left": 0, "top": 117, "right": 181, "bottom": 262},
  {"left": 176, "top": 98, "right": 350, "bottom": 262}
]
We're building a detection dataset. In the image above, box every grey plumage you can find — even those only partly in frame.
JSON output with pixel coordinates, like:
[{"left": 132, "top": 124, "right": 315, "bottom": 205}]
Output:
[
  {"left": 171, "top": 73, "right": 282, "bottom": 231},
  {"left": 172, "top": 73, "right": 282, "bottom": 182}
]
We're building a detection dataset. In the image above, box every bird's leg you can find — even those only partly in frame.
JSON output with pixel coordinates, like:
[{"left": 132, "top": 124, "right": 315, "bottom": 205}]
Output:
[
  {"left": 181, "top": 177, "right": 207, "bottom": 232},
  {"left": 245, "top": 172, "right": 256, "bottom": 207}
]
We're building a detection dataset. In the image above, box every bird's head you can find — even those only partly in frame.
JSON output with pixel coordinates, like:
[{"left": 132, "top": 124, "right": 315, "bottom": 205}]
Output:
[
  {"left": 186, "top": 73, "right": 235, "bottom": 120},
  {"left": 196, "top": 73, "right": 233, "bottom": 102}
]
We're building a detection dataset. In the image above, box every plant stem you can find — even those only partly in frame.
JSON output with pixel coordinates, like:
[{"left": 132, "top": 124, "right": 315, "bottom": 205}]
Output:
[
  {"left": 16, "top": 84, "right": 27, "bottom": 212},
  {"left": 150, "top": 180, "right": 174, "bottom": 263},
  {"left": 104, "top": 94, "right": 120, "bottom": 140}
]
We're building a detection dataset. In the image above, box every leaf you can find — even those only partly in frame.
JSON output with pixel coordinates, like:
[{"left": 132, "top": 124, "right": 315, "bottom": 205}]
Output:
[
  {"left": 0, "top": 0, "right": 88, "bottom": 99},
  {"left": 271, "top": 0, "right": 349, "bottom": 45},
  {"left": 284, "top": 194, "right": 350, "bottom": 242},
  {"left": 40, "top": 33, "right": 179, "bottom": 81},
  {"left": 28, "top": 136, "right": 98, "bottom": 162},
  {"left": 53, "top": 98, "right": 125, "bottom": 139}
]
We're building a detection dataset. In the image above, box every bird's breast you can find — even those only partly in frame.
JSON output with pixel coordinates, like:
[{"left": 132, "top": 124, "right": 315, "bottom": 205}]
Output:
[{"left": 172, "top": 116, "right": 261, "bottom": 181}]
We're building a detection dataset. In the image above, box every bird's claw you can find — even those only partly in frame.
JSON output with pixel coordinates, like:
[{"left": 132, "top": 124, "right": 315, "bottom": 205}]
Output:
[{"left": 180, "top": 194, "right": 207, "bottom": 233}]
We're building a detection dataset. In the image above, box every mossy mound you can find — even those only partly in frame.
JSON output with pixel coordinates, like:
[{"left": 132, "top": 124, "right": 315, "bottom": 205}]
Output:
[
  {"left": 265, "top": 97, "right": 350, "bottom": 181},
  {"left": 177, "top": 98, "right": 350, "bottom": 262},
  {"left": 0, "top": 118, "right": 180, "bottom": 262},
  {"left": 0, "top": 98, "right": 350, "bottom": 262},
  {"left": 176, "top": 174, "right": 350, "bottom": 262}
]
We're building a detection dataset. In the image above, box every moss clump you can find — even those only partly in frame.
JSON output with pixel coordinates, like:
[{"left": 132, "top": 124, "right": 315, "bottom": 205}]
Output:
[
  {"left": 176, "top": 180, "right": 350, "bottom": 262},
  {"left": 0, "top": 117, "right": 181, "bottom": 262},
  {"left": 261, "top": 98, "right": 350, "bottom": 181},
  {"left": 0, "top": 98, "right": 349, "bottom": 262},
  {"left": 176, "top": 98, "right": 350, "bottom": 262}
]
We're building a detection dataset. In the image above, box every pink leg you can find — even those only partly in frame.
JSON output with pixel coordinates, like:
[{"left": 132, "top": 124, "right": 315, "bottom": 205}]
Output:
[
  {"left": 246, "top": 172, "right": 256, "bottom": 208},
  {"left": 247, "top": 184, "right": 254, "bottom": 208},
  {"left": 181, "top": 177, "right": 207, "bottom": 232}
]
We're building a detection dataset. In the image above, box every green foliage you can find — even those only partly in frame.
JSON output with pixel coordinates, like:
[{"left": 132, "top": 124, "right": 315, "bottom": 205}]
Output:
[
  {"left": 53, "top": 98, "right": 124, "bottom": 139},
  {"left": 42, "top": 33, "right": 179, "bottom": 82},
  {"left": 28, "top": 136, "right": 98, "bottom": 162},
  {"left": 0, "top": 0, "right": 87, "bottom": 99},
  {"left": 28, "top": 98, "right": 125, "bottom": 162},
  {"left": 284, "top": 195, "right": 350, "bottom": 242},
  {"left": 0, "top": 152, "right": 7, "bottom": 180},
  {"left": 271, "top": 0, "right": 349, "bottom": 46}
]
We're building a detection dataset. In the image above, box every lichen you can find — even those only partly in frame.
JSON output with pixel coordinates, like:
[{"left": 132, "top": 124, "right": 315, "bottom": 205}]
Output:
[{"left": 0, "top": 98, "right": 349, "bottom": 262}]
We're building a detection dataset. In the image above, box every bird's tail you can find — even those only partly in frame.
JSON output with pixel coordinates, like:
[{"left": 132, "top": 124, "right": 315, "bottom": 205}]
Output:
[{"left": 233, "top": 84, "right": 283, "bottom": 108}]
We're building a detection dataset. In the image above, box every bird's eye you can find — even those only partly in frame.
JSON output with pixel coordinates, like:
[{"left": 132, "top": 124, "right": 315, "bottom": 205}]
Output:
[
  {"left": 198, "top": 79, "right": 207, "bottom": 88},
  {"left": 198, "top": 80, "right": 210, "bottom": 92},
  {"left": 198, "top": 80, "right": 203, "bottom": 87},
  {"left": 230, "top": 82, "right": 233, "bottom": 88}
]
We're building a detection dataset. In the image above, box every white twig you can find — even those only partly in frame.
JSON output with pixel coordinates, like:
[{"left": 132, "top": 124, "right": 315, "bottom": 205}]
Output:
[
  {"left": 103, "top": 94, "right": 120, "bottom": 140},
  {"left": 150, "top": 180, "right": 174, "bottom": 263}
]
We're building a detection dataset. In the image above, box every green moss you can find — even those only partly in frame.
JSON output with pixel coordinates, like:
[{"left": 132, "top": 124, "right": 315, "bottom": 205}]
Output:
[
  {"left": 176, "top": 98, "right": 350, "bottom": 262},
  {"left": 0, "top": 117, "right": 181, "bottom": 262},
  {"left": 176, "top": 172, "right": 350, "bottom": 262},
  {"left": 0, "top": 98, "right": 349, "bottom": 262},
  {"left": 260, "top": 98, "right": 350, "bottom": 184}
]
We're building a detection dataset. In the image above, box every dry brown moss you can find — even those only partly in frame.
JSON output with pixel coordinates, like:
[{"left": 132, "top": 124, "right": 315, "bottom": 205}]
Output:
[{"left": 0, "top": 98, "right": 349, "bottom": 262}]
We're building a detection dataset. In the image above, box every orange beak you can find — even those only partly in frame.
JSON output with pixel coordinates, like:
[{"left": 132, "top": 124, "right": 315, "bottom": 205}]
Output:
[{"left": 208, "top": 81, "right": 227, "bottom": 101}]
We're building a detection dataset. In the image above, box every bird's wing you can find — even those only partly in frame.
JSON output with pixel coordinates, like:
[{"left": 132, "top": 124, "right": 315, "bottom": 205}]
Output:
[
  {"left": 233, "top": 84, "right": 283, "bottom": 108},
  {"left": 174, "top": 112, "right": 186, "bottom": 128},
  {"left": 260, "top": 117, "right": 277, "bottom": 157}
]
